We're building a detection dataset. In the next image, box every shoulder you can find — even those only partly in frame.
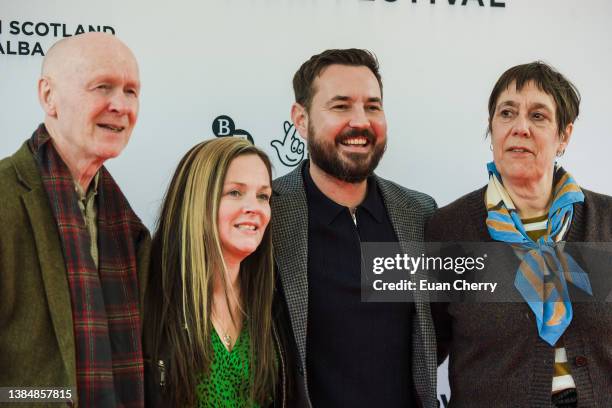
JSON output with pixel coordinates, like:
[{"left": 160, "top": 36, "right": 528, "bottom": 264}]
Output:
[
  {"left": 426, "top": 186, "right": 487, "bottom": 241},
  {"left": 0, "top": 155, "right": 12, "bottom": 173},
  {"left": 0, "top": 141, "right": 40, "bottom": 191},
  {"left": 0, "top": 146, "right": 21, "bottom": 184},
  {"left": 582, "top": 189, "right": 612, "bottom": 235},
  {"left": 272, "top": 162, "right": 305, "bottom": 196},
  {"left": 0, "top": 143, "right": 39, "bottom": 219},
  {"left": 432, "top": 187, "right": 486, "bottom": 223},
  {"left": 375, "top": 175, "right": 437, "bottom": 216},
  {"left": 583, "top": 189, "right": 612, "bottom": 211},
  {"left": 0, "top": 156, "right": 16, "bottom": 186}
]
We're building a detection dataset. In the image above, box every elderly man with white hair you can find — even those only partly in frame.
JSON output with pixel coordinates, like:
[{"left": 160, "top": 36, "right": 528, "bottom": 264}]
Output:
[{"left": 0, "top": 32, "right": 150, "bottom": 407}]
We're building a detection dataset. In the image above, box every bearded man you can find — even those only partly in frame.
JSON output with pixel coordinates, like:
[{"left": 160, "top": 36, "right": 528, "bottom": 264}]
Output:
[{"left": 271, "top": 49, "right": 438, "bottom": 408}]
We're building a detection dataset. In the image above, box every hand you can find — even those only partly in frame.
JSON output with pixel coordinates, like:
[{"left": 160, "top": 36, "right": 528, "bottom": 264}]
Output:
[{"left": 270, "top": 121, "right": 305, "bottom": 167}]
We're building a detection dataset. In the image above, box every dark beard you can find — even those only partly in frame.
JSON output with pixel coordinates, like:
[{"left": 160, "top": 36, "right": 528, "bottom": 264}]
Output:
[{"left": 307, "top": 124, "right": 386, "bottom": 183}]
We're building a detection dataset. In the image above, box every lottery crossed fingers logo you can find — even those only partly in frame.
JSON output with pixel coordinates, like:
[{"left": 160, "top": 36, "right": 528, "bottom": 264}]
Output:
[{"left": 270, "top": 121, "right": 305, "bottom": 167}]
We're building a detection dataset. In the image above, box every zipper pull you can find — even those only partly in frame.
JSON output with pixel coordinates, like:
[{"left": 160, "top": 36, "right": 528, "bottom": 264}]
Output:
[{"left": 158, "top": 360, "right": 166, "bottom": 388}]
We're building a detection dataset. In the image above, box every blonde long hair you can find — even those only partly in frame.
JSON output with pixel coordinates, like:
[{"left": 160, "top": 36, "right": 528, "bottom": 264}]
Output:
[{"left": 145, "top": 137, "right": 276, "bottom": 406}]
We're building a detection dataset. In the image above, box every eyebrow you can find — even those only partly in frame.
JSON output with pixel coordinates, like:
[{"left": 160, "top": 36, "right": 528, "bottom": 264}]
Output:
[
  {"left": 529, "top": 102, "right": 553, "bottom": 113},
  {"left": 497, "top": 100, "right": 519, "bottom": 108},
  {"left": 497, "top": 100, "right": 553, "bottom": 113},
  {"left": 87, "top": 75, "right": 141, "bottom": 90},
  {"left": 326, "top": 95, "right": 383, "bottom": 105},
  {"left": 224, "top": 181, "right": 271, "bottom": 190}
]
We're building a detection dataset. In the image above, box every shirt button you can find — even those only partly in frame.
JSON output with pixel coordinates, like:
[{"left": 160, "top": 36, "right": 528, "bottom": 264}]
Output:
[{"left": 575, "top": 356, "right": 588, "bottom": 367}]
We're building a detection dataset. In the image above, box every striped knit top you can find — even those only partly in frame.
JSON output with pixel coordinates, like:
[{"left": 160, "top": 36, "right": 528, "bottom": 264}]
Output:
[{"left": 522, "top": 214, "right": 576, "bottom": 394}]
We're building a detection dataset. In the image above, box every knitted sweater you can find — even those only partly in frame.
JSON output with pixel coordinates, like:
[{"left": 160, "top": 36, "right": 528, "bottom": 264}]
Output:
[{"left": 426, "top": 186, "right": 612, "bottom": 408}]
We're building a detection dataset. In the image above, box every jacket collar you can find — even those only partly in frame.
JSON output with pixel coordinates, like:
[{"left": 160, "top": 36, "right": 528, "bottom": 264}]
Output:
[{"left": 271, "top": 161, "right": 310, "bottom": 373}]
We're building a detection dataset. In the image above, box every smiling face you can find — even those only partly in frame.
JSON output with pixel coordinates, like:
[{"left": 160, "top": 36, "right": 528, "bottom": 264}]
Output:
[
  {"left": 301, "top": 64, "right": 387, "bottom": 183},
  {"left": 41, "top": 34, "right": 140, "bottom": 163},
  {"left": 217, "top": 154, "right": 272, "bottom": 265},
  {"left": 491, "top": 81, "right": 571, "bottom": 187}
]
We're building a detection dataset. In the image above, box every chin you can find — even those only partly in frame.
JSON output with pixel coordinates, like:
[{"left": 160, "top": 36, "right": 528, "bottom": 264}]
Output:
[
  {"left": 234, "top": 242, "right": 262, "bottom": 258},
  {"left": 499, "top": 161, "right": 529, "bottom": 177},
  {"left": 503, "top": 171, "right": 540, "bottom": 185},
  {"left": 96, "top": 144, "right": 128, "bottom": 161}
]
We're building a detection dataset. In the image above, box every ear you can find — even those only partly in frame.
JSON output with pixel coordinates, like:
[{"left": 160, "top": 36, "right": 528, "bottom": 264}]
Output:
[
  {"left": 38, "top": 77, "right": 57, "bottom": 117},
  {"left": 290, "top": 103, "right": 308, "bottom": 141},
  {"left": 560, "top": 122, "right": 573, "bottom": 151}
]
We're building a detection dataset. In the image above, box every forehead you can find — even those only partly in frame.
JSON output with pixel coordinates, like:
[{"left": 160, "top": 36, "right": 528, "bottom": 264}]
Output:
[
  {"left": 225, "top": 154, "right": 270, "bottom": 183},
  {"left": 496, "top": 81, "right": 556, "bottom": 110},
  {"left": 312, "top": 64, "right": 381, "bottom": 101},
  {"left": 67, "top": 46, "right": 139, "bottom": 87}
]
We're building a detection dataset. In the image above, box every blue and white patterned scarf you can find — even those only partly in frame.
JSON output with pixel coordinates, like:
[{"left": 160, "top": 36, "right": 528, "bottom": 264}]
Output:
[{"left": 485, "top": 161, "right": 592, "bottom": 346}]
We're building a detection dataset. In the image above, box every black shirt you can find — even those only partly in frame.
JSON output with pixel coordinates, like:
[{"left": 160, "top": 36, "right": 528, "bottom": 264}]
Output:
[{"left": 304, "top": 164, "right": 416, "bottom": 408}]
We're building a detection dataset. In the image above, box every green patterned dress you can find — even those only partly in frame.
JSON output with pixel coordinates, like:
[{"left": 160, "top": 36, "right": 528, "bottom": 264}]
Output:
[{"left": 196, "top": 327, "right": 260, "bottom": 408}]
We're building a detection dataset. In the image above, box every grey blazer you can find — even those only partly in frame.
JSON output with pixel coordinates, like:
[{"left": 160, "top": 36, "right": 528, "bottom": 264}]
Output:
[{"left": 271, "top": 161, "right": 438, "bottom": 408}]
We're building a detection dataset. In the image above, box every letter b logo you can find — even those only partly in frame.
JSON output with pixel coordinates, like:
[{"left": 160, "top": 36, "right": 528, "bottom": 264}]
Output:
[{"left": 212, "top": 115, "right": 236, "bottom": 137}]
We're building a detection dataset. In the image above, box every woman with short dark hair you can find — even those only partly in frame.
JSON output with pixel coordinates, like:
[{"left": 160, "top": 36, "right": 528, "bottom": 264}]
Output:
[{"left": 427, "top": 62, "right": 612, "bottom": 408}]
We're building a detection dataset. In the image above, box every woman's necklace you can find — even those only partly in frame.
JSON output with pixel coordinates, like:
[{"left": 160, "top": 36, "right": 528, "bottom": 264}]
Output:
[
  {"left": 211, "top": 314, "right": 237, "bottom": 349},
  {"left": 211, "top": 279, "right": 243, "bottom": 350},
  {"left": 219, "top": 328, "right": 232, "bottom": 348}
]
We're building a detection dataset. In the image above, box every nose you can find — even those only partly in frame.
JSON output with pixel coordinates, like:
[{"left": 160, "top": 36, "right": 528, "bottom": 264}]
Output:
[
  {"left": 348, "top": 105, "right": 371, "bottom": 129},
  {"left": 242, "top": 194, "right": 262, "bottom": 214},
  {"left": 512, "top": 114, "right": 530, "bottom": 138},
  {"left": 108, "top": 90, "right": 133, "bottom": 115}
]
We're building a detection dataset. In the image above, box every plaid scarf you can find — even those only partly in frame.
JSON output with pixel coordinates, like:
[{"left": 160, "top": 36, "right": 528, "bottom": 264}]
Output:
[
  {"left": 485, "top": 161, "right": 592, "bottom": 346},
  {"left": 30, "top": 124, "right": 146, "bottom": 407}
]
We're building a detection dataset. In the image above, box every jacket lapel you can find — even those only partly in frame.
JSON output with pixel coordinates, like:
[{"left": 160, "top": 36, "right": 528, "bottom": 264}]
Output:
[
  {"left": 13, "top": 143, "right": 76, "bottom": 385},
  {"left": 271, "top": 164, "right": 310, "bottom": 370},
  {"left": 380, "top": 193, "right": 419, "bottom": 240},
  {"left": 377, "top": 177, "right": 426, "bottom": 275},
  {"left": 376, "top": 177, "right": 437, "bottom": 408}
]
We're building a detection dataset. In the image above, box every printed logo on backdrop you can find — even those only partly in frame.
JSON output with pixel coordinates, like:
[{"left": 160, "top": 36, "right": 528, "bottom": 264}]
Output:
[
  {"left": 211, "top": 116, "right": 306, "bottom": 169},
  {"left": 0, "top": 20, "right": 115, "bottom": 56},
  {"left": 361, "top": 0, "right": 506, "bottom": 7},
  {"left": 270, "top": 121, "right": 305, "bottom": 168},
  {"left": 212, "top": 115, "right": 254, "bottom": 144}
]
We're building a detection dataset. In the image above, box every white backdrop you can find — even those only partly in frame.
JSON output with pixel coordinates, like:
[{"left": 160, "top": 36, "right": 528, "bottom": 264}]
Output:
[{"left": 2, "top": 1, "right": 612, "bottom": 404}]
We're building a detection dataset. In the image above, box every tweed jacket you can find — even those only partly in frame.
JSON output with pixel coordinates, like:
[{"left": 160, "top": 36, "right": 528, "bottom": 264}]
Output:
[
  {"left": 0, "top": 141, "right": 150, "bottom": 407},
  {"left": 426, "top": 186, "right": 612, "bottom": 408},
  {"left": 271, "top": 161, "right": 438, "bottom": 408}
]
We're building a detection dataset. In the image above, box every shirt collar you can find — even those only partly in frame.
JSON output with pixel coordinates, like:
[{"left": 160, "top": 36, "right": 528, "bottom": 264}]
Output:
[
  {"left": 303, "top": 161, "right": 384, "bottom": 225},
  {"left": 74, "top": 171, "right": 100, "bottom": 202},
  {"left": 360, "top": 174, "right": 384, "bottom": 224}
]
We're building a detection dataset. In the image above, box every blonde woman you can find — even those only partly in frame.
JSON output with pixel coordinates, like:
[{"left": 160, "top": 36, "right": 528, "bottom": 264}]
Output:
[{"left": 143, "top": 137, "right": 285, "bottom": 407}]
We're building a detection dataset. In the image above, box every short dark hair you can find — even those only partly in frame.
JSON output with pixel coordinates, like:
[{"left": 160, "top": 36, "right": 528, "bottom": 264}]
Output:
[
  {"left": 487, "top": 61, "right": 581, "bottom": 138},
  {"left": 293, "top": 48, "right": 383, "bottom": 112}
]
